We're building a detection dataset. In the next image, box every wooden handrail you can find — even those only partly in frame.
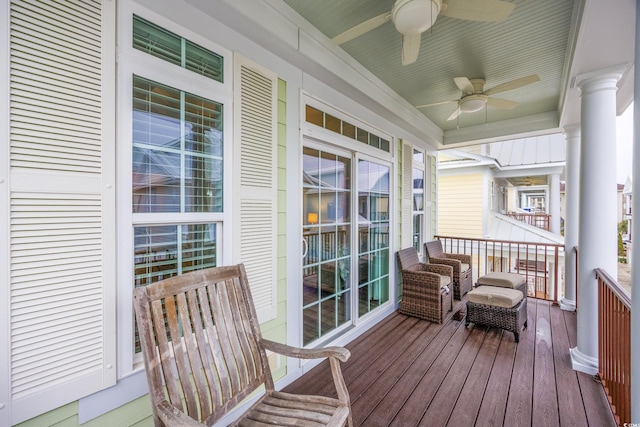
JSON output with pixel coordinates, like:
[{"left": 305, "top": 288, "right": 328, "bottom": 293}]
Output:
[
  {"left": 434, "top": 235, "right": 565, "bottom": 302},
  {"left": 595, "top": 268, "right": 631, "bottom": 426},
  {"left": 505, "top": 212, "right": 551, "bottom": 231},
  {"left": 573, "top": 246, "right": 578, "bottom": 310}
]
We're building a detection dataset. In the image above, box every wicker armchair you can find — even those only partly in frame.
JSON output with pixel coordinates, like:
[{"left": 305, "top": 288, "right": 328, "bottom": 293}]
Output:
[
  {"left": 425, "top": 240, "right": 473, "bottom": 300},
  {"left": 397, "top": 248, "right": 453, "bottom": 324}
]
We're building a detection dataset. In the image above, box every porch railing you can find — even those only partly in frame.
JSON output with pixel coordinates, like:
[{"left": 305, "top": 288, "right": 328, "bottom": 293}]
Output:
[
  {"left": 596, "top": 268, "right": 631, "bottom": 425},
  {"left": 434, "top": 235, "right": 564, "bottom": 302},
  {"left": 505, "top": 212, "right": 551, "bottom": 231}
]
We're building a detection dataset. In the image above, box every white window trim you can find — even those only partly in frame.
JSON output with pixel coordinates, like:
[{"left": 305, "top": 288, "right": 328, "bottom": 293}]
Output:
[
  {"left": 301, "top": 93, "right": 394, "bottom": 163},
  {"left": 115, "top": 0, "right": 234, "bottom": 382},
  {"left": 0, "top": 1, "right": 11, "bottom": 425},
  {"left": 412, "top": 147, "right": 427, "bottom": 254},
  {"left": 82, "top": 4, "right": 234, "bottom": 421}
]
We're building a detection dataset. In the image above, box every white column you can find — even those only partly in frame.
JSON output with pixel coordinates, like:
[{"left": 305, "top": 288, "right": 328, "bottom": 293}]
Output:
[
  {"left": 571, "top": 67, "right": 623, "bottom": 375},
  {"left": 631, "top": 1, "right": 640, "bottom": 421},
  {"left": 549, "top": 172, "right": 561, "bottom": 234},
  {"left": 561, "top": 126, "right": 580, "bottom": 311}
]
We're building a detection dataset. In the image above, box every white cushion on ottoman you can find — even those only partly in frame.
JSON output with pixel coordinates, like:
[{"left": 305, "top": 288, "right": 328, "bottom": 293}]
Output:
[
  {"left": 467, "top": 286, "right": 523, "bottom": 308},
  {"left": 477, "top": 272, "right": 525, "bottom": 289}
]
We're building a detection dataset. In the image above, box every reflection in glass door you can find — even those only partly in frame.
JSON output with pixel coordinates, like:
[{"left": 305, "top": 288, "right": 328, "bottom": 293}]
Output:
[
  {"left": 302, "top": 148, "right": 351, "bottom": 345},
  {"left": 357, "top": 159, "right": 390, "bottom": 317}
]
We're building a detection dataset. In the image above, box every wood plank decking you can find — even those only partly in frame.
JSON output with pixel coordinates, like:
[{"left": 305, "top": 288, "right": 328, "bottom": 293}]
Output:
[{"left": 284, "top": 298, "right": 616, "bottom": 426}]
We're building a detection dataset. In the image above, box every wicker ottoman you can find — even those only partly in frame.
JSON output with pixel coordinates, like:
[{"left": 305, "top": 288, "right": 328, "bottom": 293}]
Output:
[
  {"left": 465, "top": 286, "right": 528, "bottom": 342},
  {"left": 476, "top": 272, "right": 527, "bottom": 297}
]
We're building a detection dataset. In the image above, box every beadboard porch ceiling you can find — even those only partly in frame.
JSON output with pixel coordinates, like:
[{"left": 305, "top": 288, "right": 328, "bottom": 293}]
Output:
[
  {"left": 278, "top": 0, "right": 634, "bottom": 146},
  {"left": 188, "top": 0, "right": 635, "bottom": 148}
]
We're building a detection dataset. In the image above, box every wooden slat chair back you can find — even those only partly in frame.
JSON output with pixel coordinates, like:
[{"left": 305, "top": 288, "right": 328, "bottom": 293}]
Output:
[{"left": 134, "top": 264, "right": 352, "bottom": 426}]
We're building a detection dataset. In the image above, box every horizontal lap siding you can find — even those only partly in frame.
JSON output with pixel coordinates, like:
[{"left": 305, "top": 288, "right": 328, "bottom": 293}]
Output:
[{"left": 437, "top": 173, "right": 483, "bottom": 238}]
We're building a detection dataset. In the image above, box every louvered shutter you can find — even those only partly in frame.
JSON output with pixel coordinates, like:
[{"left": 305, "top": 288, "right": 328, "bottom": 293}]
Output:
[
  {"left": 234, "top": 56, "right": 278, "bottom": 322},
  {"left": 6, "top": 1, "right": 116, "bottom": 424},
  {"left": 401, "top": 141, "right": 414, "bottom": 248}
]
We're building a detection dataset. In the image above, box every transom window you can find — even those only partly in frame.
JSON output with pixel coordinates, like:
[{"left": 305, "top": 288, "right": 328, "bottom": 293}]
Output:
[
  {"left": 305, "top": 105, "right": 391, "bottom": 153},
  {"left": 133, "top": 15, "right": 223, "bottom": 82}
]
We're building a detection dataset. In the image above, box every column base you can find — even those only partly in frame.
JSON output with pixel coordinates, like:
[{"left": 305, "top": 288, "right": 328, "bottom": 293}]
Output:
[
  {"left": 570, "top": 347, "right": 598, "bottom": 375},
  {"left": 560, "top": 298, "right": 576, "bottom": 312}
]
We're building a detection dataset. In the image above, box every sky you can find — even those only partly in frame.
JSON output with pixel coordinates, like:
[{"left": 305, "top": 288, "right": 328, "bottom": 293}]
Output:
[{"left": 617, "top": 103, "right": 634, "bottom": 184}]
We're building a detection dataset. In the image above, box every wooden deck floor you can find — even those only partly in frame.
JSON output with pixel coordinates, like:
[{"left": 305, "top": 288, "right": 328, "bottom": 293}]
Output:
[{"left": 284, "top": 298, "right": 616, "bottom": 427}]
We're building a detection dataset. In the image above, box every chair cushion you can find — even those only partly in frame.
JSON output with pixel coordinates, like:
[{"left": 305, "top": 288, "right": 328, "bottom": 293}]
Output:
[
  {"left": 440, "top": 275, "right": 452, "bottom": 288},
  {"left": 477, "top": 272, "right": 525, "bottom": 289},
  {"left": 460, "top": 263, "right": 470, "bottom": 272},
  {"left": 467, "top": 286, "right": 523, "bottom": 308}
]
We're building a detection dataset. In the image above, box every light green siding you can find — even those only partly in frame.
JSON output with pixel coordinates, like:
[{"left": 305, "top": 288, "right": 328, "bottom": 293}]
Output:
[{"left": 260, "top": 78, "right": 288, "bottom": 378}]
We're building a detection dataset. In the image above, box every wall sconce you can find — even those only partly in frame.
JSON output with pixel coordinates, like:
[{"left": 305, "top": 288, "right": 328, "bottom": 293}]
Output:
[{"left": 307, "top": 212, "right": 318, "bottom": 224}]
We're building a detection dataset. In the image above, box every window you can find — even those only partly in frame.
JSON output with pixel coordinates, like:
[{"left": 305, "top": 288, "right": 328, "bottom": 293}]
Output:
[
  {"left": 118, "top": 11, "right": 231, "bottom": 367},
  {"left": 131, "top": 75, "right": 223, "bottom": 291},
  {"left": 133, "top": 15, "right": 223, "bottom": 82},
  {"left": 305, "top": 105, "right": 391, "bottom": 153},
  {"left": 412, "top": 149, "right": 426, "bottom": 251}
]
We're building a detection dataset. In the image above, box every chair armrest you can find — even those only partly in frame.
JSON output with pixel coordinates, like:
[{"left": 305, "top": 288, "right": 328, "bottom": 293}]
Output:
[
  {"left": 261, "top": 339, "right": 351, "bottom": 406},
  {"left": 427, "top": 257, "right": 461, "bottom": 274},
  {"left": 157, "top": 400, "right": 205, "bottom": 427},
  {"left": 419, "top": 263, "right": 453, "bottom": 281},
  {"left": 446, "top": 253, "right": 471, "bottom": 265},
  {"left": 261, "top": 339, "right": 351, "bottom": 363}
]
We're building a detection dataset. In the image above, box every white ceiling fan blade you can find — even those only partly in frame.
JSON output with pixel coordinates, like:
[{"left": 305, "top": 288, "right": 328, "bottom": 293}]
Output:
[
  {"left": 401, "top": 33, "right": 421, "bottom": 65},
  {"left": 416, "top": 99, "right": 457, "bottom": 108},
  {"left": 447, "top": 106, "right": 462, "bottom": 121},
  {"left": 441, "top": 0, "right": 515, "bottom": 23},
  {"left": 484, "top": 74, "right": 540, "bottom": 95},
  {"left": 453, "top": 77, "right": 474, "bottom": 93},
  {"left": 331, "top": 12, "right": 392, "bottom": 45},
  {"left": 487, "top": 97, "right": 518, "bottom": 110}
]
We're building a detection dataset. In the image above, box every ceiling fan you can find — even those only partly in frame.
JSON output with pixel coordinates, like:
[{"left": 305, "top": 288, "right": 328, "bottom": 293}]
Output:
[
  {"left": 331, "top": 0, "right": 516, "bottom": 65},
  {"left": 416, "top": 74, "right": 540, "bottom": 121}
]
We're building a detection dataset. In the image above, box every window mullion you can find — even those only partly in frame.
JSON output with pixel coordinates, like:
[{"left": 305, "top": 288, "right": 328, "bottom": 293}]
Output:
[{"left": 180, "top": 90, "right": 186, "bottom": 213}]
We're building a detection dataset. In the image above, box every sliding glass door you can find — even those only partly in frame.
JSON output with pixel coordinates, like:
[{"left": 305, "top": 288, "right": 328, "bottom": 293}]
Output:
[
  {"left": 357, "top": 159, "right": 390, "bottom": 317},
  {"left": 302, "top": 146, "right": 391, "bottom": 345},
  {"left": 302, "top": 147, "right": 352, "bottom": 345}
]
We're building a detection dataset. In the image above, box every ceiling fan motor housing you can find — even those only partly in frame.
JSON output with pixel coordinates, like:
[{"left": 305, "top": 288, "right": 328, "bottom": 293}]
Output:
[{"left": 392, "top": 0, "right": 442, "bottom": 34}]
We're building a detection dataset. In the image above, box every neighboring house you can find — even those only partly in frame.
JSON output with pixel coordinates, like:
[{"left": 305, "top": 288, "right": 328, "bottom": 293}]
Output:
[
  {"left": 437, "top": 135, "right": 566, "bottom": 299},
  {"left": 437, "top": 134, "right": 566, "bottom": 240}
]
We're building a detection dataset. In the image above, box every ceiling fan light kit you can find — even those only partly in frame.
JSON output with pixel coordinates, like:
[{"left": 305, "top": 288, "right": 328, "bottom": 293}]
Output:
[
  {"left": 417, "top": 74, "right": 540, "bottom": 121},
  {"left": 459, "top": 94, "right": 488, "bottom": 113},
  {"left": 392, "top": 0, "right": 441, "bottom": 35}
]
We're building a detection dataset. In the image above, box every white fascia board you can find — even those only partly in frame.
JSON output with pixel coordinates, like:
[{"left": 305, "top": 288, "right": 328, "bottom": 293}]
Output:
[
  {"left": 561, "top": 0, "right": 636, "bottom": 127},
  {"left": 439, "top": 149, "right": 502, "bottom": 166},
  {"left": 493, "top": 163, "right": 565, "bottom": 179},
  {"left": 443, "top": 112, "right": 560, "bottom": 147}
]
